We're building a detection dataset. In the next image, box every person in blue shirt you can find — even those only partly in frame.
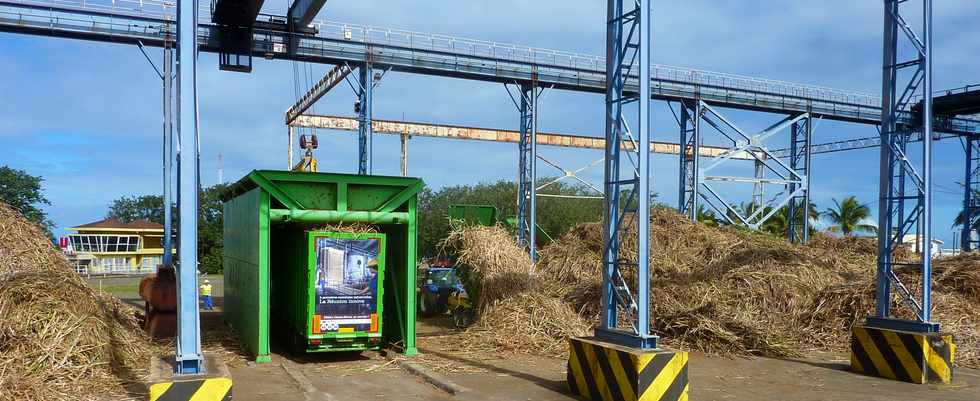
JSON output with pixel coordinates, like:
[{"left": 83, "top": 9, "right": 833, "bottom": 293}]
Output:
[{"left": 358, "top": 258, "right": 379, "bottom": 305}]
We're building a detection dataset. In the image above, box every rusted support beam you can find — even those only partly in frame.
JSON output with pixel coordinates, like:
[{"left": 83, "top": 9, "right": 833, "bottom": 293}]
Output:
[{"left": 290, "top": 114, "right": 753, "bottom": 159}]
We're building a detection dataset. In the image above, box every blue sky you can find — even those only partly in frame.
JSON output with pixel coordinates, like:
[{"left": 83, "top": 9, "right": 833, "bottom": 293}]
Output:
[{"left": 1, "top": 0, "right": 978, "bottom": 245}]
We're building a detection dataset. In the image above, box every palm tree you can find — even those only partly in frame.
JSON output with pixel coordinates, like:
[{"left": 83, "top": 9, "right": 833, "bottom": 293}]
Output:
[
  {"left": 952, "top": 189, "right": 980, "bottom": 232},
  {"left": 823, "top": 196, "right": 877, "bottom": 236}
]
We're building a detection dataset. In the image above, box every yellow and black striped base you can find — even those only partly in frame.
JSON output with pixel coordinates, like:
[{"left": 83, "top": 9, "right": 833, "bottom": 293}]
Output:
[
  {"left": 567, "top": 337, "right": 688, "bottom": 401},
  {"left": 148, "top": 354, "right": 233, "bottom": 401},
  {"left": 149, "top": 378, "right": 232, "bottom": 401},
  {"left": 850, "top": 325, "right": 955, "bottom": 384}
]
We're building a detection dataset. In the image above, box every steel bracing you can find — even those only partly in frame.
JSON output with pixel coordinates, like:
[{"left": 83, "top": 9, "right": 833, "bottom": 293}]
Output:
[
  {"left": 507, "top": 83, "right": 539, "bottom": 260},
  {"left": 596, "top": 0, "right": 656, "bottom": 349},
  {"left": 870, "top": 0, "right": 938, "bottom": 333},
  {"left": 787, "top": 116, "right": 813, "bottom": 243},
  {"left": 962, "top": 139, "right": 980, "bottom": 251},
  {"left": 677, "top": 100, "right": 700, "bottom": 219},
  {"left": 285, "top": 63, "right": 351, "bottom": 124},
  {"left": 685, "top": 100, "right": 809, "bottom": 231}
]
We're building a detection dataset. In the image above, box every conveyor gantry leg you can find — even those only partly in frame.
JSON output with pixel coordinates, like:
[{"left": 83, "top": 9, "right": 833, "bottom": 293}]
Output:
[{"left": 855, "top": 0, "right": 953, "bottom": 385}]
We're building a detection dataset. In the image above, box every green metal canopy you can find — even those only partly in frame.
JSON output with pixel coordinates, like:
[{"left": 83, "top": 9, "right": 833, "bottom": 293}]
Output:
[{"left": 222, "top": 170, "right": 423, "bottom": 361}]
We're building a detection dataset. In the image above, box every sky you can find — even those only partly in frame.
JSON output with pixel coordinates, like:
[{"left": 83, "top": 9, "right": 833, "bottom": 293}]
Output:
[{"left": 0, "top": 0, "right": 978, "bottom": 245}]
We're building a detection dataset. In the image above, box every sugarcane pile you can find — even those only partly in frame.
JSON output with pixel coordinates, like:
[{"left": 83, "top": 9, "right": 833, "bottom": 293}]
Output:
[
  {"left": 441, "top": 225, "right": 591, "bottom": 356},
  {"left": 0, "top": 202, "right": 152, "bottom": 401},
  {"left": 442, "top": 208, "right": 980, "bottom": 368}
]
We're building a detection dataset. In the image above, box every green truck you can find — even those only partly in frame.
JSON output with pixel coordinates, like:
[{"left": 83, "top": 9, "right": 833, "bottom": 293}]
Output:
[{"left": 273, "top": 230, "right": 386, "bottom": 353}]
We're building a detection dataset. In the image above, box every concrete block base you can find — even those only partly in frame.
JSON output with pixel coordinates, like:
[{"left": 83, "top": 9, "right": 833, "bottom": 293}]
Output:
[
  {"left": 148, "top": 353, "right": 233, "bottom": 400},
  {"left": 567, "top": 336, "right": 688, "bottom": 401},
  {"left": 851, "top": 325, "right": 955, "bottom": 384}
]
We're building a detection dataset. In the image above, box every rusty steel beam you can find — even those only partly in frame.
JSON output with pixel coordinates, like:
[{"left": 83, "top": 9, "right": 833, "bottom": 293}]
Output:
[{"left": 290, "top": 114, "right": 753, "bottom": 159}]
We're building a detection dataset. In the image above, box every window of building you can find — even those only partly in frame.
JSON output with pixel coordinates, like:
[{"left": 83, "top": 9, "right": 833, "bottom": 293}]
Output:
[{"left": 68, "top": 235, "right": 140, "bottom": 253}]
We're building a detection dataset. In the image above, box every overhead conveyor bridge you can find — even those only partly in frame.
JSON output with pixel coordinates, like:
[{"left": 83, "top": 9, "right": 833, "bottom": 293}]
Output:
[{"left": 2, "top": 0, "right": 978, "bottom": 136}]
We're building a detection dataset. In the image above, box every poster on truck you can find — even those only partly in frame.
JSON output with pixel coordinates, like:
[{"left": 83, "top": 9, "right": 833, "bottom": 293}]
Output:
[{"left": 312, "top": 236, "right": 381, "bottom": 333}]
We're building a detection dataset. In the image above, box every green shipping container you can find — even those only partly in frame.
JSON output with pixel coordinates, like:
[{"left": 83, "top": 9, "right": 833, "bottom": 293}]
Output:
[{"left": 222, "top": 170, "right": 422, "bottom": 362}]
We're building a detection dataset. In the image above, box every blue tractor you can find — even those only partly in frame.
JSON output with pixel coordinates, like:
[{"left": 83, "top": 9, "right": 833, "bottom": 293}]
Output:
[{"left": 417, "top": 262, "right": 473, "bottom": 328}]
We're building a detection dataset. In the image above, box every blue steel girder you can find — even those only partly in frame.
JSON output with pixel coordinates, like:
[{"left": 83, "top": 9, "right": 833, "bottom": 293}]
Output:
[
  {"left": 286, "top": 0, "right": 326, "bottom": 31},
  {"left": 872, "top": 0, "right": 939, "bottom": 333},
  {"left": 961, "top": 138, "right": 980, "bottom": 251},
  {"left": 2, "top": 0, "right": 979, "bottom": 135},
  {"left": 597, "top": 0, "right": 656, "bottom": 350}
]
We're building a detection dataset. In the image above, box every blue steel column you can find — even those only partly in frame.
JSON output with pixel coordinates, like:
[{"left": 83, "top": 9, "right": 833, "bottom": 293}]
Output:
[
  {"left": 597, "top": 0, "right": 656, "bottom": 349},
  {"left": 600, "top": 0, "right": 623, "bottom": 335},
  {"left": 920, "top": 0, "right": 933, "bottom": 323},
  {"left": 678, "top": 101, "right": 699, "bottom": 220},
  {"left": 358, "top": 63, "right": 373, "bottom": 175},
  {"left": 635, "top": 0, "right": 651, "bottom": 342},
  {"left": 875, "top": 0, "right": 897, "bottom": 320},
  {"left": 163, "top": 41, "right": 174, "bottom": 267},
  {"left": 962, "top": 139, "right": 980, "bottom": 250},
  {"left": 175, "top": 0, "right": 203, "bottom": 373},
  {"left": 871, "top": 0, "right": 937, "bottom": 332},
  {"left": 516, "top": 83, "right": 538, "bottom": 261},
  {"left": 788, "top": 116, "right": 811, "bottom": 243}
]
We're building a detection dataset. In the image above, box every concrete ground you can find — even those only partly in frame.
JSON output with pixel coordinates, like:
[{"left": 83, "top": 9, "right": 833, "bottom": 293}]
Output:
[
  {"left": 92, "top": 276, "right": 979, "bottom": 401},
  {"left": 413, "top": 317, "right": 980, "bottom": 401}
]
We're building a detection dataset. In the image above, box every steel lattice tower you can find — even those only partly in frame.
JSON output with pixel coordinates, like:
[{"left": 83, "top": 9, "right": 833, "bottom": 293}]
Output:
[
  {"left": 678, "top": 100, "right": 700, "bottom": 220},
  {"left": 516, "top": 83, "right": 539, "bottom": 260},
  {"left": 871, "top": 0, "right": 938, "bottom": 332},
  {"left": 787, "top": 115, "right": 812, "bottom": 244},
  {"left": 597, "top": 0, "right": 656, "bottom": 349}
]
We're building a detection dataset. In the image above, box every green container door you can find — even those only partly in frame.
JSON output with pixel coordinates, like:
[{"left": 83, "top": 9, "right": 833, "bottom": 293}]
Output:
[{"left": 306, "top": 231, "right": 385, "bottom": 352}]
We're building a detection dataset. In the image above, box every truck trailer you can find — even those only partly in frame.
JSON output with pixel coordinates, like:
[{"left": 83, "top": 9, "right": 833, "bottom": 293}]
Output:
[{"left": 272, "top": 230, "right": 386, "bottom": 353}]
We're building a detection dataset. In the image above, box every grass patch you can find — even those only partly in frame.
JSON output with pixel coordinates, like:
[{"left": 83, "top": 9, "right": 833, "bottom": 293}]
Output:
[{"left": 96, "top": 283, "right": 140, "bottom": 296}]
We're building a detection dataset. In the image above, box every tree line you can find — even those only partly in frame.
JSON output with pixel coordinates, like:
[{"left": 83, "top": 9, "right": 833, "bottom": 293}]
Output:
[{"left": 0, "top": 163, "right": 957, "bottom": 275}]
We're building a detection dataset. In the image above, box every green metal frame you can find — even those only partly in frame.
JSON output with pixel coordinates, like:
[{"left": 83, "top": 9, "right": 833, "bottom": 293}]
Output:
[
  {"left": 223, "top": 170, "right": 422, "bottom": 361},
  {"left": 304, "top": 231, "right": 386, "bottom": 352},
  {"left": 448, "top": 204, "right": 498, "bottom": 227},
  {"left": 222, "top": 187, "right": 272, "bottom": 362}
]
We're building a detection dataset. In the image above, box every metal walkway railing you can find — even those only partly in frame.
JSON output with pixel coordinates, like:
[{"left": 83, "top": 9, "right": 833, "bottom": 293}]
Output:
[{"left": 1, "top": 0, "right": 978, "bottom": 134}]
